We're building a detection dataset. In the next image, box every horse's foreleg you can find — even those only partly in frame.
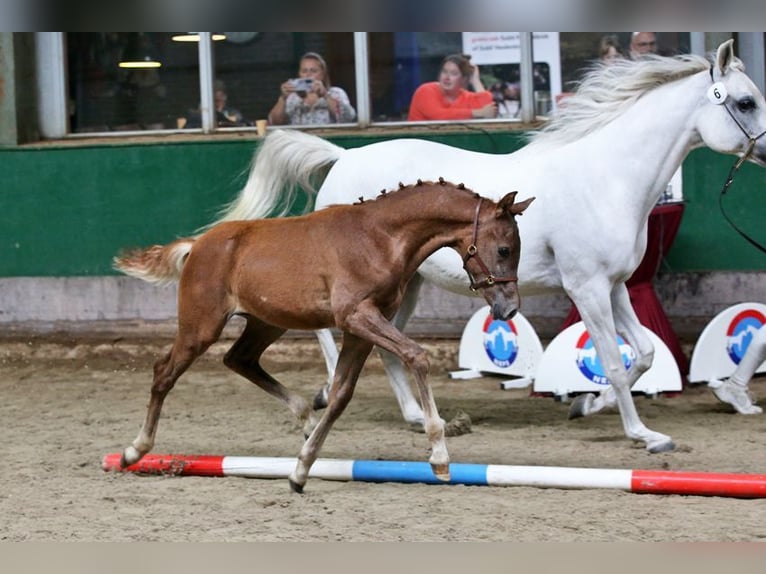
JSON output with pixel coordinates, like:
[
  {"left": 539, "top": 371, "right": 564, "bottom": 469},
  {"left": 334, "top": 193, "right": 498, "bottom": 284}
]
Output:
[
  {"left": 571, "top": 284, "right": 655, "bottom": 417},
  {"left": 224, "top": 318, "right": 319, "bottom": 437},
  {"left": 568, "top": 286, "right": 674, "bottom": 453},
  {"left": 289, "top": 334, "right": 373, "bottom": 493},
  {"left": 313, "top": 276, "right": 426, "bottom": 427},
  {"left": 340, "top": 302, "right": 450, "bottom": 480}
]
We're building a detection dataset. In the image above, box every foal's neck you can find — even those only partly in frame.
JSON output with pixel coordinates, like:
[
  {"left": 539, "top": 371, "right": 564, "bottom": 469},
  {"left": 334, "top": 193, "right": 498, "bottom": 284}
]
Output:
[{"left": 370, "top": 185, "right": 480, "bottom": 255}]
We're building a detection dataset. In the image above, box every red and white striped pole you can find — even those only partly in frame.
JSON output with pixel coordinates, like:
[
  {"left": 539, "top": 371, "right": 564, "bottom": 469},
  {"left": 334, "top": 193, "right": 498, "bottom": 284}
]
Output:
[{"left": 102, "top": 453, "right": 766, "bottom": 498}]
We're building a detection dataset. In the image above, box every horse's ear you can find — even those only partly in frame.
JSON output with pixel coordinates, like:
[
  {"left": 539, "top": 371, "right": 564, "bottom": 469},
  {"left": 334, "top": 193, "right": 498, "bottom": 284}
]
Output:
[
  {"left": 496, "top": 192, "right": 535, "bottom": 217},
  {"left": 716, "top": 39, "right": 735, "bottom": 76}
]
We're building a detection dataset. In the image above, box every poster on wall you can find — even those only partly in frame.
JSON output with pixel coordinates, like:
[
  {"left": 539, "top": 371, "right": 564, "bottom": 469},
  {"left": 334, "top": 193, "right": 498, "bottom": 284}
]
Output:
[{"left": 462, "top": 32, "right": 562, "bottom": 117}]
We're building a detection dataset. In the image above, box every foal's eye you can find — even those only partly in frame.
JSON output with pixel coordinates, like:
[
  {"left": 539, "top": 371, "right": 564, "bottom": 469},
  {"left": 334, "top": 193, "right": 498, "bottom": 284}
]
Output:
[
  {"left": 497, "top": 246, "right": 510, "bottom": 258},
  {"left": 737, "top": 97, "right": 757, "bottom": 112}
]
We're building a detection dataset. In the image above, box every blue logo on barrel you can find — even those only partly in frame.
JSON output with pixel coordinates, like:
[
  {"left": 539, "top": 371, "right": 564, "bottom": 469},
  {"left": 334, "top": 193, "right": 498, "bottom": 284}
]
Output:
[
  {"left": 726, "top": 309, "right": 766, "bottom": 364},
  {"left": 575, "top": 331, "right": 634, "bottom": 385},
  {"left": 482, "top": 315, "right": 518, "bottom": 368}
]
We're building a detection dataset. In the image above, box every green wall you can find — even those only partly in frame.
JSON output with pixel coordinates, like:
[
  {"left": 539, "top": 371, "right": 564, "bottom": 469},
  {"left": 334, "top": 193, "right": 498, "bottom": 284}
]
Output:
[{"left": 1, "top": 132, "right": 764, "bottom": 277}]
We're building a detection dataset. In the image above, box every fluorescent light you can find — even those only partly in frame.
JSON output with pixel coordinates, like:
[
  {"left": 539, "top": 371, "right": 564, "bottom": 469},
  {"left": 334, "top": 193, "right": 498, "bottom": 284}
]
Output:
[{"left": 172, "top": 33, "right": 227, "bottom": 42}]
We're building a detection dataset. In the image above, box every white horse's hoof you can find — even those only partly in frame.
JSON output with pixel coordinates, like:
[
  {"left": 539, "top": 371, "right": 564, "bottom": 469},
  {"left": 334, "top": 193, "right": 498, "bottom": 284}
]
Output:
[
  {"left": 710, "top": 379, "right": 763, "bottom": 415},
  {"left": 568, "top": 393, "right": 595, "bottom": 419},
  {"left": 288, "top": 478, "right": 305, "bottom": 494},
  {"left": 646, "top": 438, "right": 676, "bottom": 453}
]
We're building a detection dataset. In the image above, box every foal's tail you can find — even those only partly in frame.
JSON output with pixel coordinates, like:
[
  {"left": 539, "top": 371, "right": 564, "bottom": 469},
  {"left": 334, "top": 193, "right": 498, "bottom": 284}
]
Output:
[
  {"left": 202, "top": 129, "right": 345, "bottom": 230},
  {"left": 113, "top": 239, "right": 194, "bottom": 285}
]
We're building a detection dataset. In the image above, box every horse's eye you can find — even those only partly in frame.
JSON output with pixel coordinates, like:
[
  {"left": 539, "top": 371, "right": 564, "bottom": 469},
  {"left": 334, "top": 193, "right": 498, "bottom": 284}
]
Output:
[
  {"left": 737, "top": 97, "right": 756, "bottom": 112},
  {"left": 498, "top": 246, "right": 510, "bottom": 258}
]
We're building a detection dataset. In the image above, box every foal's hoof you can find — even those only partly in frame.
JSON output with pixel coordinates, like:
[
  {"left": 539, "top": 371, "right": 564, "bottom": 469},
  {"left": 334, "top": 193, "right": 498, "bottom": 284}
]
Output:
[
  {"left": 120, "top": 446, "right": 141, "bottom": 468},
  {"left": 647, "top": 439, "right": 676, "bottom": 454},
  {"left": 568, "top": 393, "right": 594, "bottom": 420},
  {"left": 431, "top": 463, "right": 451, "bottom": 482},
  {"left": 288, "top": 478, "right": 305, "bottom": 494}
]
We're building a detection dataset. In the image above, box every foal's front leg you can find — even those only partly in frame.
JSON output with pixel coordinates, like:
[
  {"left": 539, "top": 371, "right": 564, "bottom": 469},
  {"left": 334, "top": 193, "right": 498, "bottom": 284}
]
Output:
[{"left": 342, "top": 302, "right": 450, "bottom": 479}]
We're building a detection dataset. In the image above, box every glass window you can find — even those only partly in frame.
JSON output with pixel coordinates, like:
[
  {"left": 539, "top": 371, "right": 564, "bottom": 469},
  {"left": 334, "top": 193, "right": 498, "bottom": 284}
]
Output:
[
  {"left": 62, "top": 33, "right": 698, "bottom": 136},
  {"left": 558, "top": 32, "right": 691, "bottom": 92},
  {"left": 368, "top": 32, "right": 557, "bottom": 123},
  {"left": 67, "top": 32, "right": 199, "bottom": 133},
  {"left": 65, "top": 32, "right": 358, "bottom": 134}
]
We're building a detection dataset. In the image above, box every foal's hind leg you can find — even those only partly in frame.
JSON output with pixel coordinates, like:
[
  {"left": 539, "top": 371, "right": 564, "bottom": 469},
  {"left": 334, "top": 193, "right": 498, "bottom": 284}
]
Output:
[
  {"left": 290, "top": 333, "right": 374, "bottom": 492},
  {"left": 223, "top": 317, "right": 319, "bottom": 437},
  {"left": 121, "top": 314, "right": 227, "bottom": 467}
]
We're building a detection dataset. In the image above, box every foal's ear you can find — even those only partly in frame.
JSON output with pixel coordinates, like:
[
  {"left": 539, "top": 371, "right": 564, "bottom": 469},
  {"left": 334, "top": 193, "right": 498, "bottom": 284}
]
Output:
[
  {"left": 716, "top": 39, "right": 735, "bottom": 76},
  {"left": 496, "top": 191, "right": 535, "bottom": 217}
]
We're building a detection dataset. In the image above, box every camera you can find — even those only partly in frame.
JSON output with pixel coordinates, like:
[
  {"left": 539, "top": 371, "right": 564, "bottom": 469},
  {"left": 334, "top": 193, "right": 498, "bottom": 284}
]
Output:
[{"left": 292, "top": 78, "right": 314, "bottom": 92}]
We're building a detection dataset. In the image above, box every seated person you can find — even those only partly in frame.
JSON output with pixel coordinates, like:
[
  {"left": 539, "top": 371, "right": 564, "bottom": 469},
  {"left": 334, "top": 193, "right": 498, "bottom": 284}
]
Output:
[
  {"left": 213, "top": 84, "right": 246, "bottom": 126},
  {"left": 180, "top": 82, "right": 249, "bottom": 128},
  {"left": 268, "top": 52, "right": 356, "bottom": 125},
  {"left": 407, "top": 54, "right": 497, "bottom": 121},
  {"left": 489, "top": 80, "right": 520, "bottom": 118}
]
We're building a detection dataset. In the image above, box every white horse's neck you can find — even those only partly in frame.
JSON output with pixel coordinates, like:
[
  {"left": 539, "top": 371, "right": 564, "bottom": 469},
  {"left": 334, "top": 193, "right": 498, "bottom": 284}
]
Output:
[{"left": 557, "top": 70, "right": 709, "bottom": 218}]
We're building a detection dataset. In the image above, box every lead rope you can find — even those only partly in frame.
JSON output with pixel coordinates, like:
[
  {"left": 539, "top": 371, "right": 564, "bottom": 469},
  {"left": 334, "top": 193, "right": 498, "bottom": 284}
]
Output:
[{"left": 710, "top": 67, "right": 766, "bottom": 253}]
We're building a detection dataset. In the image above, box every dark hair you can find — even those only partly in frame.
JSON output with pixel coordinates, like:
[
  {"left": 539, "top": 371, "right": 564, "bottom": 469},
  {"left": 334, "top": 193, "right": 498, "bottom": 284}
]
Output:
[
  {"left": 441, "top": 53, "right": 473, "bottom": 82},
  {"left": 599, "top": 35, "right": 623, "bottom": 60},
  {"left": 300, "top": 51, "right": 331, "bottom": 87}
]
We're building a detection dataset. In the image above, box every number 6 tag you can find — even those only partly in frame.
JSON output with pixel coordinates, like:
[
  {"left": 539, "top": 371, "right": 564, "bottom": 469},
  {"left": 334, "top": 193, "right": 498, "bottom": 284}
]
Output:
[{"left": 707, "top": 82, "right": 727, "bottom": 105}]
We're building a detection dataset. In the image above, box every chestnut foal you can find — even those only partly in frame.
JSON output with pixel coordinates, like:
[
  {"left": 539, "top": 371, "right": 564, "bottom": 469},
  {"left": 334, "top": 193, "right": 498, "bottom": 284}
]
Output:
[{"left": 114, "top": 179, "right": 533, "bottom": 492}]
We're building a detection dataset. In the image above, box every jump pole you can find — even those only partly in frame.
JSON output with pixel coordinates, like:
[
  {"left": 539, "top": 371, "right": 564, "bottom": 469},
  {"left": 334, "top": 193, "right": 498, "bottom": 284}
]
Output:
[{"left": 102, "top": 453, "right": 766, "bottom": 498}]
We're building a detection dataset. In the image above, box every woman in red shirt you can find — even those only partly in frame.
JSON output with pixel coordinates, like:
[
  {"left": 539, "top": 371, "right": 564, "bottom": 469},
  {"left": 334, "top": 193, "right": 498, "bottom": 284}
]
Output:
[{"left": 408, "top": 54, "right": 498, "bottom": 121}]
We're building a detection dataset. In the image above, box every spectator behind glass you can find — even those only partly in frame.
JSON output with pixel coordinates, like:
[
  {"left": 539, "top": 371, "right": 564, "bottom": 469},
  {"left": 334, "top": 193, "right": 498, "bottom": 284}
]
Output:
[
  {"left": 268, "top": 52, "right": 356, "bottom": 126},
  {"left": 599, "top": 34, "right": 624, "bottom": 63},
  {"left": 630, "top": 32, "right": 657, "bottom": 59},
  {"left": 407, "top": 53, "right": 497, "bottom": 121},
  {"left": 179, "top": 80, "right": 248, "bottom": 128},
  {"left": 213, "top": 81, "right": 246, "bottom": 126}
]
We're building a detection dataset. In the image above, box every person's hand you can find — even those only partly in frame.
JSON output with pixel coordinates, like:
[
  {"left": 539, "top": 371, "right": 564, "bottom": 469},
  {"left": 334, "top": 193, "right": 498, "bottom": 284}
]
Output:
[
  {"left": 309, "top": 80, "right": 327, "bottom": 97},
  {"left": 280, "top": 80, "right": 296, "bottom": 98},
  {"left": 472, "top": 102, "right": 498, "bottom": 119},
  {"left": 469, "top": 63, "right": 481, "bottom": 84}
]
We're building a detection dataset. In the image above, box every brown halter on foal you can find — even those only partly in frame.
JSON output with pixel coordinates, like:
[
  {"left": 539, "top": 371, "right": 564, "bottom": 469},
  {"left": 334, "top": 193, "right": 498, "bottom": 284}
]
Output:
[
  {"left": 113, "top": 179, "right": 533, "bottom": 492},
  {"left": 463, "top": 197, "right": 519, "bottom": 291}
]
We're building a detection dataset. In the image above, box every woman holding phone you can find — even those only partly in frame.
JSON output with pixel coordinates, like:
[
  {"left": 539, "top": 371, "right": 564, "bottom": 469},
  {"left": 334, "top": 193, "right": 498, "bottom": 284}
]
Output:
[{"left": 268, "top": 52, "right": 356, "bottom": 126}]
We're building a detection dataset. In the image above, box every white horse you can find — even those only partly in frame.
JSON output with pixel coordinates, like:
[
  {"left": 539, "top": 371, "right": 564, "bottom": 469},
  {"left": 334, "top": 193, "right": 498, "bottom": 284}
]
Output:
[{"left": 211, "top": 41, "right": 766, "bottom": 453}]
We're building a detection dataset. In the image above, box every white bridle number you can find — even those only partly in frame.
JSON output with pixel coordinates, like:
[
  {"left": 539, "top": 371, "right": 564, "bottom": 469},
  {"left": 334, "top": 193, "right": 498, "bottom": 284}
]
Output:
[{"left": 707, "top": 82, "right": 727, "bottom": 105}]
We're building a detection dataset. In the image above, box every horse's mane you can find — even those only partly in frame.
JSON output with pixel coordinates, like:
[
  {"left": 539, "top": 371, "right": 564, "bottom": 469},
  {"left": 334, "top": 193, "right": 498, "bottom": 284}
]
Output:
[
  {"left": 529, "top": 52, "right": 725, "bottom": 147},
  {"left": 355, "top": 178, "right": 479, "bottom": 205}
]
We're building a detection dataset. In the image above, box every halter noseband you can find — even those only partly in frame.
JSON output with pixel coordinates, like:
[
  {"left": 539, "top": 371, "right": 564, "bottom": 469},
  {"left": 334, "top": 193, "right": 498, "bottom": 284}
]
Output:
[
  {"left": 462, "top": 198, "right": 518, "bottom": 291},
  {"left": 709, "top": 67, "right": 766, "bottom": 253}
]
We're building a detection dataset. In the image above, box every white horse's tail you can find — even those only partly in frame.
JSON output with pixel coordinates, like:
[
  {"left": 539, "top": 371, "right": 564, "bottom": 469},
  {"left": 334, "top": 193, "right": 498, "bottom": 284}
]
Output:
[
  {"left": 205, "top": 129, "right": 345, "bottom": 229},
  {"left": 113, "top": 239, "right": 194, "bottom": 285}
]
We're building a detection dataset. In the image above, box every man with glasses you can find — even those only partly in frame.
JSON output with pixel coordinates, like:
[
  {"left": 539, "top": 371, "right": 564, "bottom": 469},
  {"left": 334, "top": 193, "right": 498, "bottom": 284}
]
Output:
[{"left": 630, "top": 32, "right": 657, "bottom": 58}]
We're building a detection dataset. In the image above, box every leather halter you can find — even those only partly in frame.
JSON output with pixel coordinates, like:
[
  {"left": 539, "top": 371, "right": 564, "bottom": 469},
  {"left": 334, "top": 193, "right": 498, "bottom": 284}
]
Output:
[
  {"left": 462, "top": 198, "right": 518, "bottom": 291},
  {"left": 709, "top": 67, "right": 766, "bottom": 253}
]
